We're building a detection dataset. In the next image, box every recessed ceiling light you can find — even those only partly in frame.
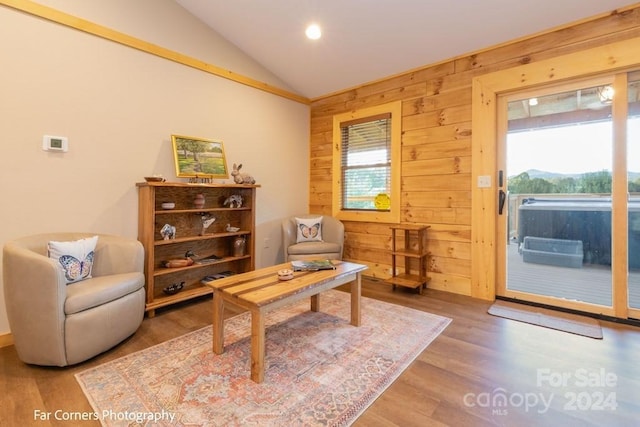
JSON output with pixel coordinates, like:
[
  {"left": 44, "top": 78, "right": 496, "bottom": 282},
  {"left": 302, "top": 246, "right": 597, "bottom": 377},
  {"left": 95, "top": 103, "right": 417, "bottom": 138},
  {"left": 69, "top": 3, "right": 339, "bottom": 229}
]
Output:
[{"left": 305, "top": 23, "right": 321, "bottom": 40}]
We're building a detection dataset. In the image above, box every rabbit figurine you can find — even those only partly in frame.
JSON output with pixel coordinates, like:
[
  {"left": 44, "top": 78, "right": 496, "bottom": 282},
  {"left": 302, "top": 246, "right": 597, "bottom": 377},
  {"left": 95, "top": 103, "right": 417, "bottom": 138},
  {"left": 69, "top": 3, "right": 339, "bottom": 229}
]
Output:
[{"left": 231, "top": 163, "right": 256, "bottom": 184}]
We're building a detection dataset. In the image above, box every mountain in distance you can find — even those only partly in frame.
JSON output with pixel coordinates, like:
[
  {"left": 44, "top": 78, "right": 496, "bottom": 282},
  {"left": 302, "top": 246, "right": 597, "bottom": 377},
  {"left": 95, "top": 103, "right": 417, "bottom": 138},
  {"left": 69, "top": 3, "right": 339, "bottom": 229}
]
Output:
[
  {"left": 519, "top": 169, "right": 582, "bottom": 180},
  {"left": 511, "top": 169, "right": 640, "bottom": 181}
]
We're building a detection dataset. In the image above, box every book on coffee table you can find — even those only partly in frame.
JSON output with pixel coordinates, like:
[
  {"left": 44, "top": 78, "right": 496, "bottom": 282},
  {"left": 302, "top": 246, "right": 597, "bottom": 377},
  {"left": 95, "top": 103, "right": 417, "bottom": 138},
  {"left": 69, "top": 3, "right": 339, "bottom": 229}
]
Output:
[{"left": 291, "top": 259, "right": 336, "bottom": 271}]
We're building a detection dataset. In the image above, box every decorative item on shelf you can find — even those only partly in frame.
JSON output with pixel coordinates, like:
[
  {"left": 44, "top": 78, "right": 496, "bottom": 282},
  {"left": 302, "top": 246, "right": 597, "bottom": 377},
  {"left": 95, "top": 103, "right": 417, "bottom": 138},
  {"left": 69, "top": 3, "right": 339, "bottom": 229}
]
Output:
[
  {"left": 193, "top": 193, "right": 205, "bottom": 209},
  {"left": 223, "top": 194, "right": 243, "bottom": 208},
  {"left": 193, "top": 254, "right": 221, "bottom": 264},
  {"left": 144, "top": 175, "right": 165, "bottom": 182},
  {"left": 160, "top": 224, "right": 176, "bottom": 240},
  {"left": 200, "top": 214, "right": 216, "bottom": 235},
  {"left": 161, "top": 250, "right": 197, "bottom": 268},
  {"left": 231, "top": 163, "right": 256, "bottom": 184},
  {"left": 201, "top": 271, "right": 235, "bottom": 283},
  {"left": 161, "top": 202, "right": 175, "bottom": 210},
  {"left": 277, "top": 269, "right": 294, "bottom": 281},
  {"left": 374, "top": 193, "right": 391, "bottom": 210},
  {"left": 188, "top": 175, "right": 213, "bottom": 184},
  {"left": 233, "top": 236, "right": 246, "bottom": 257},
  {"left": 163, "top": 282, "right": 184, "bottom": 295},
  {"left": 162, "top": 258, "right": 193, "bottom": 268},
  {"left": 216, "top": 270, "right": 235, "bottom": 278},
  {"left": 226, "top": 223, "right": 240, "bottom": 232}
]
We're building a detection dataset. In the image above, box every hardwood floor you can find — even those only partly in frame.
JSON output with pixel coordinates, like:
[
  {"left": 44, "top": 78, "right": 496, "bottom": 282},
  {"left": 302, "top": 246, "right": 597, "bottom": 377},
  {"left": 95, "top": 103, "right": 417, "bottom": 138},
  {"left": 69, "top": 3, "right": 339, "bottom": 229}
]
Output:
[{"left": 1, "top": 278, "right": 639, "bottom": 426}]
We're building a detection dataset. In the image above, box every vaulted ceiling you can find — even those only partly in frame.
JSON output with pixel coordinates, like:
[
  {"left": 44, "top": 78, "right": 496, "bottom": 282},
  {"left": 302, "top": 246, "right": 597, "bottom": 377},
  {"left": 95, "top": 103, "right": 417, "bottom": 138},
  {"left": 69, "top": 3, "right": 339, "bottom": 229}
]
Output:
[{"left": 176, "top": 0, "right": 638, "bottom": 99}]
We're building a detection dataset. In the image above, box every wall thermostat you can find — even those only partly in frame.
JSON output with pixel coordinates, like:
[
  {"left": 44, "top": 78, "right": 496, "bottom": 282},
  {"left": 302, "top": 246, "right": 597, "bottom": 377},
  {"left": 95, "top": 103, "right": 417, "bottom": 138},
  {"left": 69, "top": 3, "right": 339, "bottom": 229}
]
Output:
[{"left": 43, "top": 135, "right": 68, "bottom": 152}]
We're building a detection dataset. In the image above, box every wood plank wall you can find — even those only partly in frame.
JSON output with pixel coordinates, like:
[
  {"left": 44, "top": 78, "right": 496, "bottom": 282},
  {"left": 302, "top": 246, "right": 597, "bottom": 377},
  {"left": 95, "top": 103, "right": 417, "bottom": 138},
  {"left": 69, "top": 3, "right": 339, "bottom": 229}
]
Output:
[{"left": 309, "top": 5, "right": 640, "bottom": 297}]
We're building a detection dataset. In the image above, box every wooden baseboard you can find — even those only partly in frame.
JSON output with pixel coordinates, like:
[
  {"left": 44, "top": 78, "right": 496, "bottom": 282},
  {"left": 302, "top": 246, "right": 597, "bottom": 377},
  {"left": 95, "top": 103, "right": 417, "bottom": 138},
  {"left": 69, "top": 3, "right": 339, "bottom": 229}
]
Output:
[{"left": 0, "top": 332, "right": 14, "bottom": 348}]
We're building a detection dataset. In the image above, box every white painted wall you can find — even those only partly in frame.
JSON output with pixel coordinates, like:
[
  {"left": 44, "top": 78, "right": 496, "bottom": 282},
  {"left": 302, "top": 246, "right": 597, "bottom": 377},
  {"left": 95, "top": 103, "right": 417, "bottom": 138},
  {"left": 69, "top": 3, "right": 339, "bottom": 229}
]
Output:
[{"left": 0, "top": 1, "right": 309, "bottom": 334}]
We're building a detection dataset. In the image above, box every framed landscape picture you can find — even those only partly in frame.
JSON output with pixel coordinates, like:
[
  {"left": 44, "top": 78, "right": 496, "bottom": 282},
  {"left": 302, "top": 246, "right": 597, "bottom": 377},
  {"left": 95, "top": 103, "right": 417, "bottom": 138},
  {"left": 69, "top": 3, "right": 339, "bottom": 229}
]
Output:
[{"left": 171, "top": 134, "right": 229, "bottom": 179}]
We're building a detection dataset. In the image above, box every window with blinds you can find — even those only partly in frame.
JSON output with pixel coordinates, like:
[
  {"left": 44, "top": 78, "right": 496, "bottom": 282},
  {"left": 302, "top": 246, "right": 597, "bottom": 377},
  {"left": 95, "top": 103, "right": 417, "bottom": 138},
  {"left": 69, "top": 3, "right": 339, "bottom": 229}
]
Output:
[
  {"left": 332, "top": 100, "right": 401, "bottom": 223},
  {"left": 339, "top": 113, "right": 392, "bottom": 211}
]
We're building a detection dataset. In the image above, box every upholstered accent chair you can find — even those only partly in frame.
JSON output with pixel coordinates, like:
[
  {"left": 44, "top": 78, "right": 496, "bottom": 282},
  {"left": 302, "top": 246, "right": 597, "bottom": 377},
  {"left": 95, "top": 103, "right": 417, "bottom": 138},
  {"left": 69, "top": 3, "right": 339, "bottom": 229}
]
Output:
[
  {"left": 282, "top": 215, "right": 345, "bottom": 261},
  {"left": 3, "top": 232, "right": 145, "bottom": 366}
]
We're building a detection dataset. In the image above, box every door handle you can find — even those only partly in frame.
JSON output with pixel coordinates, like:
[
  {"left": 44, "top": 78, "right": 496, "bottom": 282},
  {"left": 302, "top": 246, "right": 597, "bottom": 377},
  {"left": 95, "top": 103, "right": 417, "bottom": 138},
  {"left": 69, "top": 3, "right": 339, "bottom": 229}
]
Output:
[{"left": 498, "top": 190, "right": 506, "bottom": 215}]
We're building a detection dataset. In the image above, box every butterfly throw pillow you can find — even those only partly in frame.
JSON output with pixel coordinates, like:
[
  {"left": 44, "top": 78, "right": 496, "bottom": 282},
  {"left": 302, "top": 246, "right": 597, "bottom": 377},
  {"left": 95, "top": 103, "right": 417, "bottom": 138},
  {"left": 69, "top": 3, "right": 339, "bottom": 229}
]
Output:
[
  {"left": 48, "top": 235, "right": 98, "bottom": 284},
  {"left": 295, "top": 216, "right": 323, "bottom": 243}
]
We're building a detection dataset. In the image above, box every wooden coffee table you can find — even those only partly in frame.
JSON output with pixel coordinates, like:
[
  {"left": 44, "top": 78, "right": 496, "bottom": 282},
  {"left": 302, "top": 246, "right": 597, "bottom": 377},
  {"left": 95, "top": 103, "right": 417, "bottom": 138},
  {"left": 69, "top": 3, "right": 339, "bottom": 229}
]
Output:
[{"left": 204, "top": 260, "right": 368, "bottom": 383}]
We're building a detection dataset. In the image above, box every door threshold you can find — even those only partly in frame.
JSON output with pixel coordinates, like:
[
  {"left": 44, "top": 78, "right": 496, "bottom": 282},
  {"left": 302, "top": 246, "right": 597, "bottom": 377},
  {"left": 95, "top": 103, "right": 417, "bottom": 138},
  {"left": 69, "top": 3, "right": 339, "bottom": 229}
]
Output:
[{"left": 495, "top": 296, "right": 640, "bottom": 327}]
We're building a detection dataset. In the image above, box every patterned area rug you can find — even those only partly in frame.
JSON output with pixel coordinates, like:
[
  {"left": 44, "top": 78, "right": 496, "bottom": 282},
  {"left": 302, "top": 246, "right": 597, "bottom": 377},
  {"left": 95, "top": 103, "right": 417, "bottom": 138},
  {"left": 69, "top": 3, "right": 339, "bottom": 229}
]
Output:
[{"left": 76, "top": 290, "right": 451, "bottom": 426}]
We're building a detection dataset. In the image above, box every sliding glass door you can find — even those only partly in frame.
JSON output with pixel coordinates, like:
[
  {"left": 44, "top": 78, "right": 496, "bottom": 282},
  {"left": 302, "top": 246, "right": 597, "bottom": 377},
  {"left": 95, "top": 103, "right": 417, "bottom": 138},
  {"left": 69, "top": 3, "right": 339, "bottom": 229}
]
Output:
[
  {"left": 502, "top": 79, "right": 614, "bottom": 313},
  {"left": 497, "top": 71, "right": 640, "bottom": 319}
]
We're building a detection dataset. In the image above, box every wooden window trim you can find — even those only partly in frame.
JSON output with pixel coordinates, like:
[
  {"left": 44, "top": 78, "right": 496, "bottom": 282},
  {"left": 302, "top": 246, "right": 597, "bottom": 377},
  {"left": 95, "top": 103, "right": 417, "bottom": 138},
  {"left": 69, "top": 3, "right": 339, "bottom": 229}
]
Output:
[{"left": 332, "top": 101, "right": 402, "bottom": 223}]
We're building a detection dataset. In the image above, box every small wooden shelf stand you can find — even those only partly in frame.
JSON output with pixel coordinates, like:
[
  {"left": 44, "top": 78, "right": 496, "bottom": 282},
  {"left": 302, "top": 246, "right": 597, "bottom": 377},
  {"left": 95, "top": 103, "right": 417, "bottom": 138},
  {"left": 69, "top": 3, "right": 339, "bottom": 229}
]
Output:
[{"left": 385, "top": 224, "right": 430, "bottom": 294}]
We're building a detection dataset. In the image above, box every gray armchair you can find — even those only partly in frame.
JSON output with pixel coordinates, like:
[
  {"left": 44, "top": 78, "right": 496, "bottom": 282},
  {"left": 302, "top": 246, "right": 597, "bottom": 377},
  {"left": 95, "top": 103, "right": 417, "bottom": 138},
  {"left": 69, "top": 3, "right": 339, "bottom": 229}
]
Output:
[
  {"left": 3, "top": 232, "right": 145, "bottom": 366},
  {"left": 282, "top": 215, "right": 345, "bottom": 261}
]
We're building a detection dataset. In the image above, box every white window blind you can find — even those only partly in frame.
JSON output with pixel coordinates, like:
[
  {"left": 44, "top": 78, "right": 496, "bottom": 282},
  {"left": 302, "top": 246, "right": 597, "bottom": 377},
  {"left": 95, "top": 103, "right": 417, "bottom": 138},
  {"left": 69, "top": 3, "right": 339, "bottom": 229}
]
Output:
[{"left": 340, "top": 113, "right": 392, "bottom": 210}]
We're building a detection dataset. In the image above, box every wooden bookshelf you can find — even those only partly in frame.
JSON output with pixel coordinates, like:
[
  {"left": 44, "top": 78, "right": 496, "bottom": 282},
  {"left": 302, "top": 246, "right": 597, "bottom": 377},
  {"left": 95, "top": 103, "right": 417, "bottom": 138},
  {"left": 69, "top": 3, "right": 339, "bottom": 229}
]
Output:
[{"left": 137, "top": 182, "right": 259, "bottom": 315}]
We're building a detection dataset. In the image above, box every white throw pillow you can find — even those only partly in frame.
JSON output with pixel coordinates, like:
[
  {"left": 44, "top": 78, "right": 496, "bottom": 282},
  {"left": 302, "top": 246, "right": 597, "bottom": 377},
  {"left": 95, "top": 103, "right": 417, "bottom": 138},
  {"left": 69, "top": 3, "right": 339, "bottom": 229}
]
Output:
[
  {"left": 48, "top": 235, "right": 98, "bottom": 284},
  {"left": 295, "top": 217, "right": 323, "bottom": 243}
]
